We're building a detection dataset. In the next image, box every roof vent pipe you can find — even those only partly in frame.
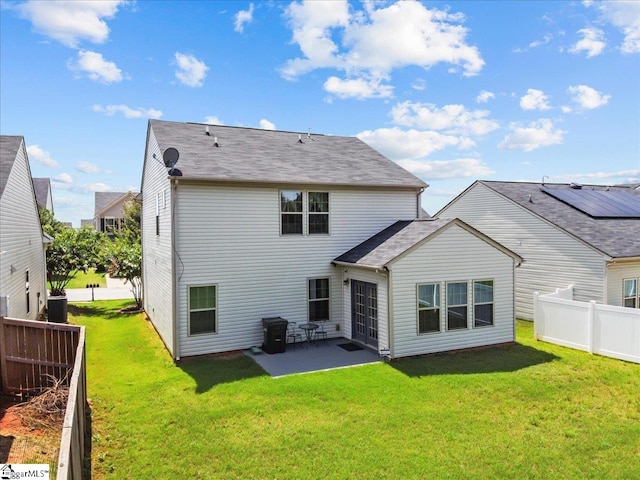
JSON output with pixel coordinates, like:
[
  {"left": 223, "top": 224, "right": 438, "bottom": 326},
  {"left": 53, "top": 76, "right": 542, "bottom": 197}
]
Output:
[
  {"left": 205, "top": 125, "right": 210, "bottom": 136},
  {"left": 214, "top": 136, "right": 219, "bottom": 148},
  {"left": 298, "top": 134, "right": 303, "bottom": 143}
]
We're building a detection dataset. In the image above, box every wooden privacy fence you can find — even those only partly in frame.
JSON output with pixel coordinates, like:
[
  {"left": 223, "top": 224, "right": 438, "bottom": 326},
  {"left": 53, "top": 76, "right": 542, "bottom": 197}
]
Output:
[{"left": 0, "top": 317, "right": 88, "bottom": 480}]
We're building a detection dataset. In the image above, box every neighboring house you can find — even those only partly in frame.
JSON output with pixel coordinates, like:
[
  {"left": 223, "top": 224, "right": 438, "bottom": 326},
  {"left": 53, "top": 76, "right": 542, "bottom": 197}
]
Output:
[
  {"left": 94, "top": 191, "right": 139, "bottom": 236},
  {"left": 32, "top": 177, "right": 54, "bottom": 214},
  {"left": 0, "top": 136, "right": 49, "bottom": 319},
  {"left": 141, "top": 120, "right": 521, "bottom": 360},
  {"left": 437, "top": 181, "right": 640, "bottom": 320},
  {"left": 80, "top": 219, "right": 93, "bottom": 229}
]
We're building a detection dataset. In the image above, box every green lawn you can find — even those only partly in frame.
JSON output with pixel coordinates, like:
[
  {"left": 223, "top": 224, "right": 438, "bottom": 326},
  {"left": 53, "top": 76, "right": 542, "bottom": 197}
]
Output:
[
  {"left": 50, "top": 269, "right": 107, "bottom": 290},
  {"left": 70, "top": 301, "right": 640, "bottom": 479}
]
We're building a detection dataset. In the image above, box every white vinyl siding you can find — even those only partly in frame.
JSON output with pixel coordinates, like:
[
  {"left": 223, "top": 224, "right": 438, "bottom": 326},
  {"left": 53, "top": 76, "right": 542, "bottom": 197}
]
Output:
[
  {"left": 174, "top": 184, "right": 416, "bottom": 356},
  {"left": 389, "top": 223, "right": 516, "bottom": 358},
  {"left": 0, "top": 139, "right": 47, "bottom": 320},
  {"left": 141, "top": 130, "right": 175, "bottom": 356},
  {"left": 606, "top": 261, "right": 640, "bottom": 308},
  {"left": 439, "top": 182, "right": 606, "bottom": 320}
]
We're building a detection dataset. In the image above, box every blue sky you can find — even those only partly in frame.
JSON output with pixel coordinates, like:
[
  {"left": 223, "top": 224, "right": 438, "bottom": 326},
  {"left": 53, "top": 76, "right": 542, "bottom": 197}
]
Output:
[{"left": 1, "top": 0, "right": 638, "bottom": 226}]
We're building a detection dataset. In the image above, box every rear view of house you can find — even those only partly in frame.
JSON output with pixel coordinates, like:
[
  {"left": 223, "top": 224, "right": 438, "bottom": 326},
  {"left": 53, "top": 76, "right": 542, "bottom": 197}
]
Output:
[
  {"left": 0, "top": 136, "right": 49, "bottom": 319},
  {"left": 141, "top": 120, "right": 521, "bottom": 359},
  {"left": 438, "top": 181, "right": 640, "bottom": 319}
]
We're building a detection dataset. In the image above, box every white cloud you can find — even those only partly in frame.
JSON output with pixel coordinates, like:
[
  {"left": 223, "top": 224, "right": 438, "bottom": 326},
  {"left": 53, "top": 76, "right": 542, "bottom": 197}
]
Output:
[
  {"left": 174, "top": 52, "right": 209, "bottom": 87},
  {"left": 234, "top": 3, "right": 255, "bottom": 33},
  {"left": 390, "top": 101, "right": 499, "bottom": 136},
  {"left": 396, "top": 158, "right": 494, "bottom": 180},
  {"left": 357, "top": 127, "right": 467, "bottom": 161},
  {"left": 569, "top": 27, "right": 606, "bottom": 58},
  {"left": 498, "top": 119, "right": 566, "bottom": 152},
  {"left": 476, "top": 90, "right": 495, "bottom": 103},
  {"left": 567, "top": 84, "right": 611, "bottom": 109},
  {"left": 587, "top": 0, "right": 640, "bottom": 54},
  {"left": 15, "top": 0, "right": 124, "bottom": 48},
  {"left": 54, "top": 172, "right": 73, "bottom": 184},
  {"left": 92, "top": 104, "right": 163, "bottom": 119},
  {"left": 282, "top": 1, "right": 484, "bottom": 99},
  {"left": 26, "top": 145, "right": 58, "bottom": 167},
  {"left": 529, "top": 34, "right": 553, "bottom": 48},
  {"left": 520, "top": 89, "right": 551, "bottom": 111},
  {"left": 204, "top": 116, "right": 224, "bottom": 125},
  {"left": 411, "top": 79, "right": 426, "bottom": 91},
  {"left": 259, "top": 119, "right": 276, "bottom": 130},
  {"left": 75, "top": 161, "right": 109, "bottom": 174},
  {"left": 324, "top": 76, "right": 393, "bottom": 100},
  {"left": 69, "top": 50, "right": 123, "bottom": 83}
]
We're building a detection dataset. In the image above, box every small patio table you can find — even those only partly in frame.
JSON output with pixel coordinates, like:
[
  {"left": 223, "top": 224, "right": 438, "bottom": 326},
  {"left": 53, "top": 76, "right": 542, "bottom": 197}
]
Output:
[{"left": 298, "top": 323, "right": 319, "bottom": 347}]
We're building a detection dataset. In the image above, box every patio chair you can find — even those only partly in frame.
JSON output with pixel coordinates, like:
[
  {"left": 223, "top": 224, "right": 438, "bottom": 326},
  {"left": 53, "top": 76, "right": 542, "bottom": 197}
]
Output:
[
  {"left": 287, "top": 321, "right": 302, "bottom": 348},
  {"left": 314, "top": 321, "right": 328, "bottom": 346}
]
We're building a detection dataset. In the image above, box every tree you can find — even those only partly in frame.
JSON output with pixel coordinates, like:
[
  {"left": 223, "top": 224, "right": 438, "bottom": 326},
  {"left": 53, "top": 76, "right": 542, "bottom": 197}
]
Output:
[
  {"left": 39, "top": 207, "right": 65, "bottom": 238},
  {"left": 47, "top": 226, "right": 107, "bottom": 296},
  {"left": 106, "top": 198, "right": 143, "bottom": 309},
  {"left": 106, "top": 238, "right": 143, "bottom": 309}
]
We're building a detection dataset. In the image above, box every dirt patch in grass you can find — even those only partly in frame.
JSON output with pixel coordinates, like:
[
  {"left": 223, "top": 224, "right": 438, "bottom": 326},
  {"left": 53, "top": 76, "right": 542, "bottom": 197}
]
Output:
[{"left": 0, "top": 396, "right": 60, "bottom": 466}]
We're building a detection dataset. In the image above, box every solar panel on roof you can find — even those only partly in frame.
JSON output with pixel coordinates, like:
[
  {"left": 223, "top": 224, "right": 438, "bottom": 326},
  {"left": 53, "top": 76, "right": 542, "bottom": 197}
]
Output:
[{"left": 541, "top": 187, "right": 640, "bottom": 218}]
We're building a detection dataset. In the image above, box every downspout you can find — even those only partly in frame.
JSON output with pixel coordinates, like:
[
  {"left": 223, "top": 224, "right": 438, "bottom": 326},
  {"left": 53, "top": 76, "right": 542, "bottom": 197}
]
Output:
[
  {"left": 385, "top": 266, "right": 394, "bottom": 359},
  {"left": 171, "top": 178, "right": 180, "bottom": 361}
]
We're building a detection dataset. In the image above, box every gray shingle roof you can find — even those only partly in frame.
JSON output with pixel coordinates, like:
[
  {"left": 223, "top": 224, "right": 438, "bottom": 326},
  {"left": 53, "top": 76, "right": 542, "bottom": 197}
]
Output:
[
  {"left": 148, "top": 120, "right": 427, "bottom": 188},
  {"left": 0, "top": 136, "right": 23, "bottom": 197},
  {"left": 479, "top": 181, "right": 640, "bottom": 259},
  {"left": 333, "top": 218, "right": 521, "bottom": 268},
  {"left": 94, "top": 191, "right": 136, "bottom": 215},
  {"left": 32, "top": 177, "right": 51, "bottom": 209}
]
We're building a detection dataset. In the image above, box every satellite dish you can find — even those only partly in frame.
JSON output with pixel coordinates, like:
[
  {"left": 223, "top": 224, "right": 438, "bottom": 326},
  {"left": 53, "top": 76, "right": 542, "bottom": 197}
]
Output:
[{"left": 163, "top": 147, "right": 179, "bottom": 168}]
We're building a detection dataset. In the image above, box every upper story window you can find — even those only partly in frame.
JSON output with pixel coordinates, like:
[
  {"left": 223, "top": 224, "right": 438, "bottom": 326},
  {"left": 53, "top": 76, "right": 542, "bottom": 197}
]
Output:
[
  {"left": 624, "top": 278, "right": 638, "bottom": 308},
  {"left": 281, "top": 191, "right": 303, "bottom": 234},
  {"left": 308, "top": 192, "right": 329, "bottom": 234},
  {"left": 280, "top": 191, "right": 329, "bottom": 235}
]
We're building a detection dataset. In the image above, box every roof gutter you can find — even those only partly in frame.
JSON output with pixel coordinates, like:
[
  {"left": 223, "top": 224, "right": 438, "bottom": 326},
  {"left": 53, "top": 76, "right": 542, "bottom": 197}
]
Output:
[{"left": 331, "top": 260, "right": 384, "bottom": 271}]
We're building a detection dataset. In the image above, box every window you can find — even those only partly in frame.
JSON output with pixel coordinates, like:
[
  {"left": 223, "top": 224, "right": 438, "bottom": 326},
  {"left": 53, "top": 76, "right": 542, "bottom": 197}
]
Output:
[
  {"left": 624, "top": 278, "right": 638, "bottom": 308},
  {"left": 281, "top": 191, "right": 303, "bottom": 234},
  {"left": 104, "top": 217, "right": 119, "bottom": 234},
  {"left": 280, "top": 191, "right": 329, "bottom": 235},
  {"left": 25, "top": 270, "right": 30, "bottom": 314},
  {"left": 156, "top": 192, "right": 161, "bottom": 236},
  {"left": 474, "top": 280, "right": 494, "bottom": 327},
  {"left": 189, "top": 285, "right": 217, "bottom": 335},
  {"left": 447, "top": 282, "right": 468, "bottom": 330},
  {"left": 308, "top": 192, "right": 329, "bottom": 234},
  {"left": 308, "top": 278, "right": 330, "bottom": 322},
  {"left": 417, "top": 283, "right": 440, "bottom": 333}
]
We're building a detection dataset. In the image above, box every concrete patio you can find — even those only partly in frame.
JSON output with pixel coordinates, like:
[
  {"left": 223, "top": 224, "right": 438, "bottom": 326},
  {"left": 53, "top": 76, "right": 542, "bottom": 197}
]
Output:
[{"left": 246, "top": 338, "right": 382, "bottom": 377}]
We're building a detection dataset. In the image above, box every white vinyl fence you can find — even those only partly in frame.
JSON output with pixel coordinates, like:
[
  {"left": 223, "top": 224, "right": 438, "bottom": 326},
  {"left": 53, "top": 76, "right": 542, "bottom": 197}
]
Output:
[{"left": 533, "top": 287, "right": 640, "bottom": 364}]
